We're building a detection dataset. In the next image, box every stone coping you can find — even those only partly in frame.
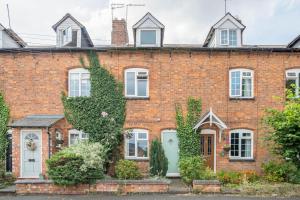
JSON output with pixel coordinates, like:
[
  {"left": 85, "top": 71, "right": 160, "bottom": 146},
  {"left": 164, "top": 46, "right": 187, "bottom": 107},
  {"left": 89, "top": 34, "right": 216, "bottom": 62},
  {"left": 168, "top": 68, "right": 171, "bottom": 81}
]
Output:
[
  {"left": 15, "top": 179, "right": 170, "bottom": 185},
  {"left": 193, "top": 180, "right": 221, "bottom": 185}
]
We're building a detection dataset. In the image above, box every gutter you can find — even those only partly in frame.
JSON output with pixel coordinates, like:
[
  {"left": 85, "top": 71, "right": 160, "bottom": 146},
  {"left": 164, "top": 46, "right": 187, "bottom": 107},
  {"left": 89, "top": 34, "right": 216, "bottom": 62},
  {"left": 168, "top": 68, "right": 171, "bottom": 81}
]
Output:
[{"left": 46, "top": 127, "right": 51, "bottom": 158}]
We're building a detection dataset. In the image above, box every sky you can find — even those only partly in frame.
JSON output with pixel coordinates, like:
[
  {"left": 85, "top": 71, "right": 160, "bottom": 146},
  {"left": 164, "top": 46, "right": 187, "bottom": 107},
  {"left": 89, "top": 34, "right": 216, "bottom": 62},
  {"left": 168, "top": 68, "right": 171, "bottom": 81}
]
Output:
[{"left": 0, "top": 0, "right": 299, "bottom": 46}]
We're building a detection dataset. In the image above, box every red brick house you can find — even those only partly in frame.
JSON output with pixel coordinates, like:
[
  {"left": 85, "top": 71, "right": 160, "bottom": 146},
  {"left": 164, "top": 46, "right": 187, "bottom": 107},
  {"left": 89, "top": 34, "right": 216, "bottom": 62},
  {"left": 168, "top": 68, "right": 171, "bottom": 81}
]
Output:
[{"left": 1, "top": 12, "right": 300, "bottom": 179}]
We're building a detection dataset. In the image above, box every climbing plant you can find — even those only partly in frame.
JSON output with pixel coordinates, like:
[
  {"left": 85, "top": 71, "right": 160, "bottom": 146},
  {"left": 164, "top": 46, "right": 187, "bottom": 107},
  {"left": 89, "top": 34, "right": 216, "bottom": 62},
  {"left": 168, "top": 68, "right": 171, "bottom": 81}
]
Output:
[
  {"left": 0, "top": 93, "right": 9, "bottom": 177},
  {"left": 175, "top": 97, "right": 202, "bottom": 158},
  {"left": 62, "top": 51, "right": 126, "bottom": 157}
]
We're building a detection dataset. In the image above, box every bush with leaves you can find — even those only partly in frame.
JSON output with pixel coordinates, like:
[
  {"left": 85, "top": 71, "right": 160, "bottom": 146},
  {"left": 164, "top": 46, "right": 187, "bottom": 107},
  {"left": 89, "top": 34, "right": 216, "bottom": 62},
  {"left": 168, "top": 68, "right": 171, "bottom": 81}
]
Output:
[
  {"left": 47, "top": 142, "right": 106, "bottom": 185},
  {"left": 115, "top": 160, "right": 142, "bottom": 180},
  {"left": 149, "top": 139, "right": 168, "bottom": 177},
  {"left": 217, "top": 171, "right": 242, "bottom": 185},
  {"left": 179, "top": 156, "right": 206, "bottom": 185},
  {"left": 175, "top": 97, "right": 202, "bottom": 158},
  {"left": 62, "top": 51, "right": 126, "bottom": 159},
  {"left": 0, "top": 93, "right": 9, "bottom": 178}
]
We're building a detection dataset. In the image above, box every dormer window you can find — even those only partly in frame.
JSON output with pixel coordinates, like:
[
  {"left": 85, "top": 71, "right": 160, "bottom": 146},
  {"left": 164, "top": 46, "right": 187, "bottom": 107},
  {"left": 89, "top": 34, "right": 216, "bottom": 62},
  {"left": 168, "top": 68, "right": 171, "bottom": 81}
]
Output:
[
  {"left": 220, "top": 29, "right": 237, "bottom": 46},
  {"left": 133, "top": 12, "right": 165, "bottom": 47},
  {"left": 62, "top": 27, "right": 72, "bottom": 45}
]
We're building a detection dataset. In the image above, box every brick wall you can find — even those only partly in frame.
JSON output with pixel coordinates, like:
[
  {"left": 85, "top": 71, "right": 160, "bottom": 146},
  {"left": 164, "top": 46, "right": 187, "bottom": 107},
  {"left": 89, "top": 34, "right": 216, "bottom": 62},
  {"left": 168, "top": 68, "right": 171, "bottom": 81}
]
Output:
[
  {"left": 111, "top": 19, "right": 128, "bottom": 46},
  {"left": 1, "top": 50, "right": 300, "bottom": 176}
]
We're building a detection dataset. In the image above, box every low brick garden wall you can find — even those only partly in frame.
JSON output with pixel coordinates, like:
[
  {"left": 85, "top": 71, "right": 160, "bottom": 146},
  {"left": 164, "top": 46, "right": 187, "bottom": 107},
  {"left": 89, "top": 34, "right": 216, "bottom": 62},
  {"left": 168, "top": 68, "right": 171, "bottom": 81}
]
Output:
[
  {"left": 193, "top": 180, "right": 221, "bottom": 193},
  {"left": 15, "top": 179, "right": 170, "bottom": 195}
]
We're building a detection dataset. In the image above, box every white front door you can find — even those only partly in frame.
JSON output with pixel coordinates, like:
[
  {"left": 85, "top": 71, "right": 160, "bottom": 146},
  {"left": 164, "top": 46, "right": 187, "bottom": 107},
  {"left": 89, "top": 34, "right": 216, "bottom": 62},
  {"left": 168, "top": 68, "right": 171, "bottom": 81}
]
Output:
[{"left": 21, "top": 130, "right": 42, "bottom": 178}]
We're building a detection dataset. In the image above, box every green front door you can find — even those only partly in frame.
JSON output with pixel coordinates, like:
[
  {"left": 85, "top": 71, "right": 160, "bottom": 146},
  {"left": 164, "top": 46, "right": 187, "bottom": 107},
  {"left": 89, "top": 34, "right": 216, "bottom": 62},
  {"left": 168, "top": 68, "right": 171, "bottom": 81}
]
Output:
[{"left": 162, "top": 130, "right": 179, "bottom": 177}]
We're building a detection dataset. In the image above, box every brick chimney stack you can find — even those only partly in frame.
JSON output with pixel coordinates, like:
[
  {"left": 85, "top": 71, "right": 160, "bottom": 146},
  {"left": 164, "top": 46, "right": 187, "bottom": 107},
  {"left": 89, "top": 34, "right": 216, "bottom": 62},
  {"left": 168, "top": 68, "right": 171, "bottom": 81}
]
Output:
[{"left": 111, "top": 18, "right": 129, "bottom": 46}]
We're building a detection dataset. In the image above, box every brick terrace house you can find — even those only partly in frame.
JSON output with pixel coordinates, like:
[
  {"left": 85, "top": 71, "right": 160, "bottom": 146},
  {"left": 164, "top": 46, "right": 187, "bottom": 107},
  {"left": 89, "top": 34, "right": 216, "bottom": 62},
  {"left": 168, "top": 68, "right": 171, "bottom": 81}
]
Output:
[{"left": 1, "top": 12, "right": 300, "bottom": 179}]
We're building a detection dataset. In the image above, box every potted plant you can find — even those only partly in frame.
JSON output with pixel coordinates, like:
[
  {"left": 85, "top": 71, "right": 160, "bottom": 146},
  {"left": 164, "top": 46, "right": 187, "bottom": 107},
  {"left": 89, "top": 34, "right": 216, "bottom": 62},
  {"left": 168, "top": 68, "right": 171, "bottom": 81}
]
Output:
[{"left": 223, "top": 144, "right": 231, "bottom": 152}]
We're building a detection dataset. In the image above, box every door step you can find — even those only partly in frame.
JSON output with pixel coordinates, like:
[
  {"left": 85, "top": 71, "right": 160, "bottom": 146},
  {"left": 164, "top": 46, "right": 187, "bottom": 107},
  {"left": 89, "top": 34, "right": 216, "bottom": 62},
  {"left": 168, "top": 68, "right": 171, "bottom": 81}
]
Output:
[{"left": 168, "top": 178, "right": 190, "bottom": 194}]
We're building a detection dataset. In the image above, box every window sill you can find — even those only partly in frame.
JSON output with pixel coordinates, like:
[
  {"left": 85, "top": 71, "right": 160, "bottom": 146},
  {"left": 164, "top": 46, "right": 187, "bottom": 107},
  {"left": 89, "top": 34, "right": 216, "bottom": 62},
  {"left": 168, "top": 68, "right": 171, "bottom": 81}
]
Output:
[
  {"left": 229, "top": 158, "right": 255, "bottom": 162},
  {"left": 125, "top": 97, "right": 150, "bottom": 100},
  {"left": 125, "top": 157, "right": 149, "bottom": 161},
  {"left": 229, "top": 97, "right": 255, "bottom": 101}
]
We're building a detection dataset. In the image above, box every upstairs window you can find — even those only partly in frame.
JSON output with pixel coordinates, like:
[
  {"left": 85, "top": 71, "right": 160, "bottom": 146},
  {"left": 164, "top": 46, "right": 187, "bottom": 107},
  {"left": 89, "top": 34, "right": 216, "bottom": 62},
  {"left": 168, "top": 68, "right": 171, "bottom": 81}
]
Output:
[
  {"left": 62, "top": 27, "right": 72, "bottom": 45},
  {"left": 125, "top": 129, "right": 148, "bottom": 159},
  {"left": 125, "top": 68, "right": 149, "bottom": 98},
  {"left": 230, "top": 129, "right": 253, "bottom": 159},
  {"left": 140, "top": 30, "right": 156, "bottom": 45},
  {"left": 68, "top": 129, "right": 89, "bottom": 146},
  {"left": 68, "top": 68, "right": 90, "bottom": 97},
  {"left": 221, "top": 29, "right": 237, "bottom": 46},
  {"left": 286, "top": 69, "right": 300, "bottom": 97},
  {"left": 230, "top": 69, "right": 253, "bottom": 98}
]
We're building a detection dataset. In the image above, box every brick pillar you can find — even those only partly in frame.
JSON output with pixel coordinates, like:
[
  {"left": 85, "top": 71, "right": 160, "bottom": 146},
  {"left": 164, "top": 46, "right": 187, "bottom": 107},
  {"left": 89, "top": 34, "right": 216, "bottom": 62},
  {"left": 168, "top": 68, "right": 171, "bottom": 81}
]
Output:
[{"left": 111, "top": 19, "right": 128, "bottom": 46}]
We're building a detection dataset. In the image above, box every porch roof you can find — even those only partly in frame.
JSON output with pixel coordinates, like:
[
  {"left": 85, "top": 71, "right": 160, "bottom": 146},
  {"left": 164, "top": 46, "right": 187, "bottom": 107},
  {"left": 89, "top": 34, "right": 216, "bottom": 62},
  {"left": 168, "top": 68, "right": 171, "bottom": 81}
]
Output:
[{"left": 9, "top": 115, "right": 64, "bottom": 128}]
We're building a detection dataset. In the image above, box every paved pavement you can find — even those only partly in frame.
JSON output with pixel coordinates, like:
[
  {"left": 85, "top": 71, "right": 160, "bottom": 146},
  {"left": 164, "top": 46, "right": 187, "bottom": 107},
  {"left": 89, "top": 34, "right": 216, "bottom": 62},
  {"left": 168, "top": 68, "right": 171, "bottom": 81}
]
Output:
[{"left": 1, "top": 194, "right": 300, "bottom": 200}]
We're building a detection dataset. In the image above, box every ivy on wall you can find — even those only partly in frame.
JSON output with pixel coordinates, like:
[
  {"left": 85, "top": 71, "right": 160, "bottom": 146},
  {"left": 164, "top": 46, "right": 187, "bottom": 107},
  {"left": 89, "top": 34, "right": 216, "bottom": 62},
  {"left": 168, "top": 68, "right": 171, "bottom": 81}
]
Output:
[
  {"left": 175, "top": 97, "right": 202, "bottom": 158},
  {"left": 62, "top": 51, "right": 126, "bottom": 156},
  {"left": 0, "top": 93, "right": 9, "bottom": 177}
]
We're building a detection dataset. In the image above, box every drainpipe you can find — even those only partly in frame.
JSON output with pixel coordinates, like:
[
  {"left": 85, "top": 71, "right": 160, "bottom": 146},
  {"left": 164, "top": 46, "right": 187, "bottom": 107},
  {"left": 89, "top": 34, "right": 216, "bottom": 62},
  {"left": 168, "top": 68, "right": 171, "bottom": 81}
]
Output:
[{"left": 46, "top": 127, "right": 51, "bottom": 158}]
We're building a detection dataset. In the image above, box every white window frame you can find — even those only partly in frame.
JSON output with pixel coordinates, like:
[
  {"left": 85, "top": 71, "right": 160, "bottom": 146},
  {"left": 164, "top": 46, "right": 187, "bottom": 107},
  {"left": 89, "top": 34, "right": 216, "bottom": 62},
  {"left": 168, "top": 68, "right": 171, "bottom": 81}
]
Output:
[
  {"left": 68, "top": 129, "right": 89, "bottom": 146},
  {"left": 286, "top": 69, "right": 300, "bottom": 97},
  {"left": 220, "top": 29, "right": 237, "bottom": 46},
  {"left": 137, "top": 28, "right": 160, "bottom": 47},
  {"left": 229, "top": 129, "right": 253, "bottom": 160},
  {"left": 55, "top": 130, "right": 62, "bottom": 148},
  {"left": 68, "top": 68, "right": 90, "bottom": 97},
  {"left": 124, "top": 68, "right": 149, "bottom": 98},
  {"left": 62, "top": 26, "right": 72, "bottom": 45},
  {"left": 124, "top": 129, "right": 149, "bottom": 160},
  {"left": 0, "top": 31, "right": 3, "bottom": 48},
  {"left": 229, "top": 68, "right": 254, "bottom": 98},
  {"left": 140, "top": 29, "right": 157, "bottom": 46}
]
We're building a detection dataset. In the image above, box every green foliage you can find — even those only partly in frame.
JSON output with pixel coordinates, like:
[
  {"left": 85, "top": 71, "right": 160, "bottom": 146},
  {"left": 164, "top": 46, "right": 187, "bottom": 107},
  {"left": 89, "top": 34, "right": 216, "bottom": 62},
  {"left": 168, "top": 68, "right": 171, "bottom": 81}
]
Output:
[
  {"left": 241, "top": 170, "right": 260, "bottom": 183},
  {"left": 149, "top": 139, "right": 168, "bottom": 177},
  {"left": 175, "top": 97, "right": 202, "bottom": 158},
  {"left": 115, "top": 160, "right": 142, "bottom": 180},
  {"left": 264, "top": 88, "right": 300, "bottom": 168},
  {"left": 0, "top": 93, "right": 9, "bottom": 177},
  {"left": 179, "top": 156, "right": 214, "bottom": 185},
  {"left": 262, "top": 160, "right": 300, "bottom": 183},
  {"left": 46, "top": 142, "right": 106, "bottom": 185},
  {"left": 62, "top": 51, "right": 126, "bottom": 156},
  {"left": 217, "top": 171, "right": 242, "bottom": 185}
]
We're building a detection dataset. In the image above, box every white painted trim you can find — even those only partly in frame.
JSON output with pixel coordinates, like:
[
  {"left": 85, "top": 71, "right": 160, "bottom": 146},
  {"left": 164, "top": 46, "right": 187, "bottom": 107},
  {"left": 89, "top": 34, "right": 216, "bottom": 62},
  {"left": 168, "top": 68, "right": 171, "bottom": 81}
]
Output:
[
  {"left": 229, "top": 68, "right": 254, "bottom": 98},
  {"left": 136, "top": 28, "right": 161, "bottom": 47},
  {"left": 133, "top": 13, "right": 164, "bottom": 29},
  {"left": 220, "top": 29, "right": 229, "bottom": 46},
  {"left": 124, "top": 129, "right": 149, "bottom": 160},
  {"left": 68, "top": 68, "right": 90, "bottom": 97},
  {"left": 213, "top": 14, "right": 245, "bottom": 29},
  {"left": 161, "top": 129, "right": 180, "bottom": 177},
  {"left": 68, "top": 129, "right": 89, "bottom": 146},
  {"left": 200, "top": 129, "right": 217, "bottom": 173},
  {"left": 229, "top": 129, "right": 254, "bottom": 160},
  {"left": 194, "top": 108, "right": 227, "bottom": 130},
  {"left": 124, "top": 68, "right": 149, "bottom": 98},
  {"left": 20, "top": 129, "right": 42, "bottom": 178},
  {"left": 286, "top": 69, "right": 300, "bottom": 97}
]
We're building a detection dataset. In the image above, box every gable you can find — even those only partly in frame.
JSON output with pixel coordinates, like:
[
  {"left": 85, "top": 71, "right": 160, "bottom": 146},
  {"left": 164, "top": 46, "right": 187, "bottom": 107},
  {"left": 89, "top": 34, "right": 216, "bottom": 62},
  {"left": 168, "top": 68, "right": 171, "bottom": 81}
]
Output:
[
  {"left": 218, "top": 19, "right": 241, "bottom": 29},
  {"left": 55, "top": 17, "right": 81, "bottom": 31},
  {"left": 139, "top": 18, "right": 160, "bottom": 29},
  {"left": 213, "top": 13, "right": 245, "bottom": 30},
  {"left": 133, "top": 12, "right": 164, "bottom": 29}
]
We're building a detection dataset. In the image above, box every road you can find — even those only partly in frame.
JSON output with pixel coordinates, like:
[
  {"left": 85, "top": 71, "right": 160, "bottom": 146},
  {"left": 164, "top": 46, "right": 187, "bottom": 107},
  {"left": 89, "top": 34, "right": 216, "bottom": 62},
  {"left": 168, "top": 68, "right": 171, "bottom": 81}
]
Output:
[{"left": 1, "top": 194, "right": 300, "bottom": 200}]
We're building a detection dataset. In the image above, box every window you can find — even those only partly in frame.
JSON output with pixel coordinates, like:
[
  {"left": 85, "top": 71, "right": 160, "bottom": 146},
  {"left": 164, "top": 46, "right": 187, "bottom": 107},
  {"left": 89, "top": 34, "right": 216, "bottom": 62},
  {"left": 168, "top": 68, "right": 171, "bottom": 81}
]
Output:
[
  {"left": 68, "top": 129, "right": 89, "bottom": 146},
  {"left": 140, "top": 30, "right": 156, "bottom": 45},
  {"left": 68, "top": 68, "right": 90, "bottom": 97},
  {"left": 62, "top": 27, "right": 72, "bottom": 45},
  {"left": 125, "top": 68, "right": 149, "bottom": 98},
  {"left": 230, "top": 69, "right": 253, "bottom": 98},
  {"left": 230, "top": 129, "right": 253, "bottom": 159},
  {"left": 55, "top": 130, "right": 62, "bottom": 148},
  {"left": 125, "top": 129, "right": 148, "bottom": 159},
  {"left": 286, "top": 69, "right": 300, "bottom": 97},
  {"left": 221, "top": 29, "right": 237, "bottom": 46}
]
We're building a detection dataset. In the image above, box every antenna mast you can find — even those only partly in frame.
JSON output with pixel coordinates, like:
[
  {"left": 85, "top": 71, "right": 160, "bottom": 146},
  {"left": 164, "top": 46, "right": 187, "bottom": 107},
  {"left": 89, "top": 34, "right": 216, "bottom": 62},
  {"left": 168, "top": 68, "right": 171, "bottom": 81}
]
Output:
[
  {"left": 6, "top": 4, "right": 11, "bottom": 29},
  {"left": 126, "top": 4, "right": 145, "bottom": 22},
  {"left": 111, "top": 3, "right": 145, "bottom": 22}
]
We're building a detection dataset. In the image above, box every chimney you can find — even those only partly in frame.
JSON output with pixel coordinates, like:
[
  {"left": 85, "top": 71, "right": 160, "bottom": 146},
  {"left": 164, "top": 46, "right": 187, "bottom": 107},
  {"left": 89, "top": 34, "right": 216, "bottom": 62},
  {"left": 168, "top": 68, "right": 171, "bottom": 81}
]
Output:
[{"left": 111, "top": 18, "right": 128, "bottom": 46}]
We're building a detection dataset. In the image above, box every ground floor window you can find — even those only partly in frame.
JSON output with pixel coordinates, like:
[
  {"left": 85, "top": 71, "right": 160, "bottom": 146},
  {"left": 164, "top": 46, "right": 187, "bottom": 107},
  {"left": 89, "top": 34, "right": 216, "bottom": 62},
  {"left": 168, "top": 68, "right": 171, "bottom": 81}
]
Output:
[
  {"left": 68, "top": 129, "right": 89, "bottom": 146},
  {"left": 230, "top": 129, "right": 253, "bottom": 159},
  {"left": 125, "top": 129, "right": 148, "bottom": 159}
]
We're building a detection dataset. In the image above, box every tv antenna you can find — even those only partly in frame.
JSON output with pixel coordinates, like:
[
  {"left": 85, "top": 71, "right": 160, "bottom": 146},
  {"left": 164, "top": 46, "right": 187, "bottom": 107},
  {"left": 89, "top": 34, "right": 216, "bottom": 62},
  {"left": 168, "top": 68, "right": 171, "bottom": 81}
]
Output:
[
  {"left": 111, "top": 3, "right": 145, "bottom": 22},
  {"left": 6, "top": 4, "right": 11, "bottom": 29},
  {"left": 224, "top": 0, "right": 231, "bottom": 14}
]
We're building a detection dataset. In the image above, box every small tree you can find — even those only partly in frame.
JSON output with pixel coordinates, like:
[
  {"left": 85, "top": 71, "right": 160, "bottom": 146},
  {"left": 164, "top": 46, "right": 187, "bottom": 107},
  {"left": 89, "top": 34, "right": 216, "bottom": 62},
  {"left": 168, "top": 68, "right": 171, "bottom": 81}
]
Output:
[
  {"left": 0, "top": 93, "right": 9, "bottom": 177},
  {"left": 149, "top": 139, "right": 168, "bottom": 177},
  {"left": 175, "top": 97, "right": 202, "bottom": 158}
]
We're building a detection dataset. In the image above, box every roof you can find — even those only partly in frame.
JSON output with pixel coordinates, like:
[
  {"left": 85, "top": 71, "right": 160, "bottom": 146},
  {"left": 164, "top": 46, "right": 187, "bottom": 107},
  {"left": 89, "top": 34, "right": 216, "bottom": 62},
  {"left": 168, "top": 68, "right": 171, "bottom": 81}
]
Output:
[
  {"left": 9, "top": 115, "right": 64, "bottom": 128},
  {"left": 52, "top": 13, "right": 93, "bottom": 47},
  {"left": 193, "top": 108, "right": 227, "bottom": 130},
  {"left": 203, "top": 12, "right": 246, "bottom": 47},
  {"left": 287, "top": 34, "right": 300, "bottom": 48},
  {"left": 132, "top": 12, "right": 165, "bottom": 29},
  {"left": 0, "top": 23, "right": 26, "bottom": 47}
]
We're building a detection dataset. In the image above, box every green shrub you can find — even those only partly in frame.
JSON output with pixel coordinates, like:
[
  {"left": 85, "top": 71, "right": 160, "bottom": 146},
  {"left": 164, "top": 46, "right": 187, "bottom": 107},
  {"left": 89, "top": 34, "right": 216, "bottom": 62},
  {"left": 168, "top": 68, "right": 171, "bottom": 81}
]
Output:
[
  {"left": 149, "top": 139, "right": 168, "bottom": 177},
  {"left": 115, "top": 160, "right": 142, "bottom": 180},
  {"left": 262, "top": 160, "right": 300, "bottom": 183},
  {"left": 47, "top": 142, "right": 106, "bottom": 185},
  {"left": 0, "top": 93, "right": 9, "bottom": 178},
  {"left": 179, "top": 156, "right": 209, "bottom": 185},
  {"left": 217, "top": 171, "right": 242, "bottom": 185},
  {"left": 241, "top": 170, "right": 260, "bottom": 183}
]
